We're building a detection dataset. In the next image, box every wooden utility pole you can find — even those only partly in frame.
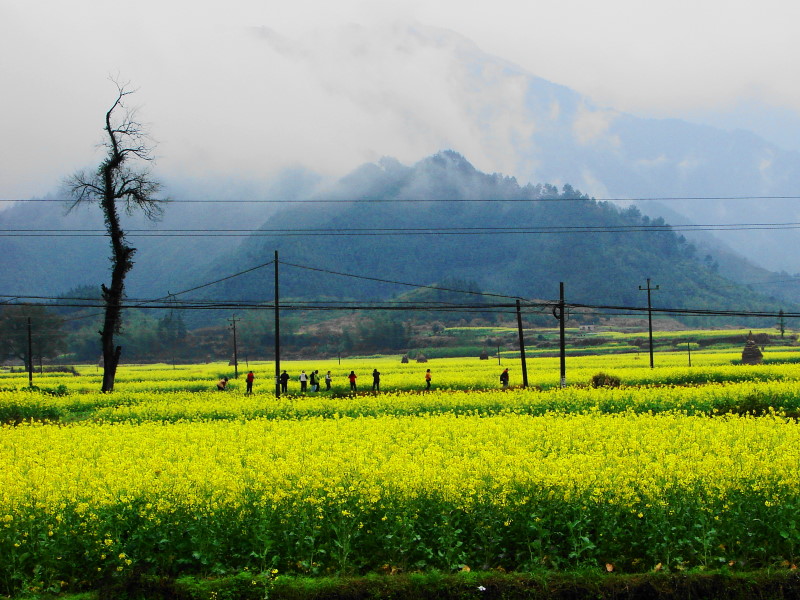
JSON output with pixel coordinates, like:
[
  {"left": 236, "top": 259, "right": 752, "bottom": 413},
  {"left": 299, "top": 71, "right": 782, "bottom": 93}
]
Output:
[
  {"left": 274, "top": 251, "right": 281, "bottom": 398},
  {"left": 27, "top": 317, "right": 33, "bottom": 387},
  {"left": 516, "top": 299, "right": 529, "bottom": 388},
  {"left": 552, "top": 282, "right": 567, "bottom": 388},
  {"left": 228, "top": 314, "right": 240, "bottom": 379},
  {"left": 638, "top": 278, "right": 660, "bottom": 369},
  {"left": 778, "top": 309, "right": 786, "bottom": 338}
]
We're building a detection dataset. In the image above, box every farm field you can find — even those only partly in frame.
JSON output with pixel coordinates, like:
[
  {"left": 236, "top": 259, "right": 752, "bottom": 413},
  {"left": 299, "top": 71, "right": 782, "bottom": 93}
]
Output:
[{"left": 1, "top": 342, "right": 800, "bottom": 597}]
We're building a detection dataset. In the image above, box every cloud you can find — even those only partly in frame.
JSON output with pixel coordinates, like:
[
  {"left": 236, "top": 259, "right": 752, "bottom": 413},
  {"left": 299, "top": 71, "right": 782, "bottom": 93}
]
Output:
[
  {"left": 2, "top": 1, "right": 800, "bottom": 200},
  {"left": 135, "top": 21, "right": 545, "bottom": 188},
  {"left": 572, "top": 104, "right": 620, "bottom": 147}
]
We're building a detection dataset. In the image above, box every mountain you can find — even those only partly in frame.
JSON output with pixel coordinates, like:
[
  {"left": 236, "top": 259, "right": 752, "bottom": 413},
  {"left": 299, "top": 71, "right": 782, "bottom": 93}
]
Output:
[
  {"left": 241, "top": 22, "right": 800, "bottom": 273},
  {"left": 0, "top": 168, "right": 322, "bottom": 298},
  {"left": 192, "top": 151, "right": 790, "bottom": 324},
  {"left": 2, "top": 150, "right": 794, "bottom": 329},
  {"left": 635, "top": 201, "right": 800, "bottom": 307},
  {"left": 5, "top": 22, "right": 800, "bottom": 314}
]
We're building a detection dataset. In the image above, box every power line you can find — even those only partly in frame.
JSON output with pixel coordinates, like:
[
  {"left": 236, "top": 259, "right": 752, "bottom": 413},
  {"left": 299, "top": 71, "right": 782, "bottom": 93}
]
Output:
[
  {"left": 280, "top": 259, "right": 522, "bottom": 300},
  {"left": 3, "top": 195, "right": 800, "bottom": 204},
  {"left": 157, "top": 260, "right": 275, "bottom": 300},
  {"left": 2, "top": 294, "right": 797, "bottom": 321},
  {"left": 1, "top": 299, "right": 518, "bottom": 314},
  {"left": 6, "top": 222, "right": 800, "bottom": 237},
  {"left": 46, "top": 259, "right": 278, "bottom": 325},
  {"left": 2, "top": 254, "right": 796, "bottom": 327}
]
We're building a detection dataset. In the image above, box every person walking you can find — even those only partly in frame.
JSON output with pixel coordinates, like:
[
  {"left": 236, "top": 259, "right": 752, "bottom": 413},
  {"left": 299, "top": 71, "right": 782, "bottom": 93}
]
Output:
[
  {"left": 348, "top": 370, "right": 357, "bottom": 392},
  {"left": 279, "top": 370, "right": 290, "bottom": 394},
  {"left": 425, "top": 368, "right": 431, "bottom": 390},
  {"left": 245, "top": 370, "right": 255, "bottom": 394},
  {"left": 500, "top": 368, "right": 510, "bottom": 389},
  {"left": 299, "top": 370, "right": 308, "bottom": 393},
  {"left": 325, "top": 370, "right": 332, "bottom": 391},
  {"left": 372, "top": 368, "right": 381, "bottom": 392},
  {"left": 310, "top": 370, "right": 318, "bottom": 392}
]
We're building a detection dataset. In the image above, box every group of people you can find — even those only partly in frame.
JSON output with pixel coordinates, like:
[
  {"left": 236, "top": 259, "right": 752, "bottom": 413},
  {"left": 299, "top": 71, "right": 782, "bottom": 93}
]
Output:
[
  {"left": 217, "top": 367, "right": 512, "bottom": 393},
  {"left": 239, "top": 368, "right": 435, "bottom": 394},
  {"left": 280, "top": 369, "right": 333, "bottom": 393}
]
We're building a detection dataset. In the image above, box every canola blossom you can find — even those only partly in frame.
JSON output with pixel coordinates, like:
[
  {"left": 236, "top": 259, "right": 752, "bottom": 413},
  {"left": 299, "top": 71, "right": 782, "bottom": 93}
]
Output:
[
  {"left": 1, "top": 412, "right": 800, "bottom": 592},
  {"left": 3, "top": 351, "right": 800, "bottom": 595},
  {"left": 3, "top": 379, "right": 800, "bottom": 424},
  {"left": 4, "top": 351, "right": 800, "bottom": 395}
]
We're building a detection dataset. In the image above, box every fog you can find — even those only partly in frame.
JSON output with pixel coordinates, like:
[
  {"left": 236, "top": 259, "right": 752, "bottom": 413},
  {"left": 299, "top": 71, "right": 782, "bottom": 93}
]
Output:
[{"left": 2, "top": 0, "right": 799, "bottom": 199}]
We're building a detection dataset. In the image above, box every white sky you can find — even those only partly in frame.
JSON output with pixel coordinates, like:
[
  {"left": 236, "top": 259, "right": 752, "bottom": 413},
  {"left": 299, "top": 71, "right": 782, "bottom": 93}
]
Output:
[{"left": 2, "top": 0, "right": 799, "bottom": 199}]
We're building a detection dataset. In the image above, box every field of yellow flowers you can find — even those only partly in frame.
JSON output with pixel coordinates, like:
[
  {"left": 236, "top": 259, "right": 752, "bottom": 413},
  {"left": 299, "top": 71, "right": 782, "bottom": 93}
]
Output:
[{"left": 1, "top": 351, "right": 800, "bottom": 595}]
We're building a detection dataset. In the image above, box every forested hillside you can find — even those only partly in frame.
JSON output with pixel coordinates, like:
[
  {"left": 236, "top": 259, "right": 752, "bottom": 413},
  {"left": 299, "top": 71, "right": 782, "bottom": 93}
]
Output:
[
  {"left": 197, "top": 151, "right": 787, "bottom": 318},
  {"left": 1, "top": 151, "right": 792, "bottom": 337}
]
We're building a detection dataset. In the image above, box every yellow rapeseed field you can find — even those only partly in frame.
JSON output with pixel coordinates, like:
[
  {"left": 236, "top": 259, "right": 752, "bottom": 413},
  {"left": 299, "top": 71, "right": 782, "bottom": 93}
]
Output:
[
  {"left": 1, "top": 411, "right": 800, "bottom": 591},
  {"left": 2, "top": 352, "right": 800, "bottom": 594}
]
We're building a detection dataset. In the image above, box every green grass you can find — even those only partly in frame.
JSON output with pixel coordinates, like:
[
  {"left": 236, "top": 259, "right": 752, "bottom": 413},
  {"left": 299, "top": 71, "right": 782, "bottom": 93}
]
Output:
[{"left": 35, "top": 569, "right": 800, "bottom": 600}]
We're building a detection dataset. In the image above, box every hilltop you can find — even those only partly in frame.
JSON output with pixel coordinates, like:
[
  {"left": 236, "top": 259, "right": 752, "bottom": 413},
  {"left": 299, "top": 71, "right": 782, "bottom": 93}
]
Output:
[{"left": 196, "top": 151, "right": 787, "bottom": 322}]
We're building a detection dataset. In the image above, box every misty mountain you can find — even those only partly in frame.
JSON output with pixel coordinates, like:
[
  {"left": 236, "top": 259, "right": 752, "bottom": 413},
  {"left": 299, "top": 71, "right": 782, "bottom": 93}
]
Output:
[
  {"left": 247, "top": 22, "right": 800, "bottom": 273},
  {"left": 2, "top": 150, "right": 793, "bottom": 327},
  {"left": 635, "top": 201, "right": 800, "bottom": 307},
  {"left": 5, "top": 22, "right": 800, "bottom": 314},
  {"left": 193, "top": 151, "right": 790, "bottom": 321},
  {"left": 0, "top": 168, "right": 322, "bottom": 298}
]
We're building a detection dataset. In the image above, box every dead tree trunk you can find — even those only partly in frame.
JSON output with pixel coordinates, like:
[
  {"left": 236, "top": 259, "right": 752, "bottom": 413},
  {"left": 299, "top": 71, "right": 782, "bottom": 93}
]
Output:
[{"left": 67, "top": 79, "right": 164, "bottom": 392}]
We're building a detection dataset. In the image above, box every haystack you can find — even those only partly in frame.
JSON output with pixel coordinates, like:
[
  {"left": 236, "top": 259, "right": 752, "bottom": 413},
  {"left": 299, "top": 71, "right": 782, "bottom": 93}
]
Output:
[{"left": 741, "top": 331, "right": 763, "bottom": 365}]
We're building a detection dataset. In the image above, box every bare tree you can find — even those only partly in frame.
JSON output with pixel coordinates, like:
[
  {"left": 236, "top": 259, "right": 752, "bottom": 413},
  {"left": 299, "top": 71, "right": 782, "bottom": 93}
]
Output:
[{"left": 66, "top": 79, "right": 165, "bottom": 392}]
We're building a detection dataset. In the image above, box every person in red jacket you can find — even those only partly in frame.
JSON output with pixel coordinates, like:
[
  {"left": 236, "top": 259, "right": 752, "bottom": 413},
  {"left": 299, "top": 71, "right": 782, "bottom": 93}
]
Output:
[
  {"left": 348, "top": 371, "right": 357, "bottom": 392},
  {"left": 246, "top": 371, "right": 255, "bottom": 394}
]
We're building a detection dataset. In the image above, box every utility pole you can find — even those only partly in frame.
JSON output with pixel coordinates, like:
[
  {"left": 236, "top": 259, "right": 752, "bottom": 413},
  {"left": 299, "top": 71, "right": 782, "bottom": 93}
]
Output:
[
  {"left": 497, "top": 345, "right": 501, "bottom": 365},
  {"left": 516, "top": 299, "right": 529, "bottom": 388},
  {"left": 228, "top": 314, "right": 240, "bottom": 379},
  {"left": 687, "top": 342, "right": 692, "bottom": 367},
  {"left": 274, "top": 251, "right": 281, "bottom": 397},
  {"left": 551, "top": 282, "right": 567, "bottom": 388},
  {"left": 778, "top": 309, "right": 785, "bottom": 338},
  {"left": 27, "top": 317, "right": 33, "bottom": 387},
  {"left": 638, "top": 278, "right": 659, "bottom": 369}
]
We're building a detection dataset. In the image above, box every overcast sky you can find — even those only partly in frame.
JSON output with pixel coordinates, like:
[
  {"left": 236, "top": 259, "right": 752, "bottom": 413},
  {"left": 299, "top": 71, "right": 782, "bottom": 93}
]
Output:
[{"left": 2, "top": 0, "right": 799, "bottom": 199}]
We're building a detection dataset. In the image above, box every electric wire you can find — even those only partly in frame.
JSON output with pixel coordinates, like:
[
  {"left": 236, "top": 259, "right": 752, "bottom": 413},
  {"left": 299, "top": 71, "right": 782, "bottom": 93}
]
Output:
[
  {"left": 5, "top": 222, "right": 800, "bottom": 237},
  {"left": 3, "top": 195, "right": 800, "bottom": 204},
  {"left": 279, "top": 260, "right": 522, "bottom": 300}
]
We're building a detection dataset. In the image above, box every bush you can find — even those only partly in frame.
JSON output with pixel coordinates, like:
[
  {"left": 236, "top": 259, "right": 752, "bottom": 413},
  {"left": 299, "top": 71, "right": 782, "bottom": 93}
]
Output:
[{"left": 591, "top": 372, "right": 621, "bottom": 388}]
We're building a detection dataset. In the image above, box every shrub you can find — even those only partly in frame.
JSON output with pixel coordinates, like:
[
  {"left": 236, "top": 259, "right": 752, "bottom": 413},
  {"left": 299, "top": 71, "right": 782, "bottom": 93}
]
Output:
[{"left": 591, "top": 372, "right": 621, "bottom": 388}]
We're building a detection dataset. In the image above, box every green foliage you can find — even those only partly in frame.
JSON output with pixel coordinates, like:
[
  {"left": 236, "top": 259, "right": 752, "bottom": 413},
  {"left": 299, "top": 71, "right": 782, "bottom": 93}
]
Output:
[
  {"left": 188, "top": 153, "right": 787, "bottom": 325},
  {"left": 408, "top": 346, "right": 486, "bottom": 359},
  {"left": 0, "top": 305, "right": 67, "bottom": 366},
  {"left": 47, "top": 570, "right": 800, "bottom": 600},
  {"left": 354, "top": 316, "right": 409, "bottom": 352},
  {"left": 590, "top": 372, "right": 621, "bottom": 388}
]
